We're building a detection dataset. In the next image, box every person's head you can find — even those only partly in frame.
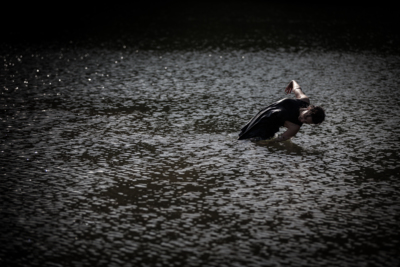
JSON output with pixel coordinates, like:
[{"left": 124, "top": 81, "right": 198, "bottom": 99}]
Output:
[{"left": 300, "top": 106, "right": 325, "bottom": 124}]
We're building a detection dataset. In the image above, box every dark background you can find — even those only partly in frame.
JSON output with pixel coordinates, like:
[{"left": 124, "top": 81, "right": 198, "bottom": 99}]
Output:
[{"left": 1, "top": 1, "right": 398, "bottom": 53}]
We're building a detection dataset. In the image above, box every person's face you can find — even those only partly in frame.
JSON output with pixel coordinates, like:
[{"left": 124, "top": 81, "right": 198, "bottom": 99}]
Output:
[{"left": 299, "top": 110, "right": 314, "bottom": 124}]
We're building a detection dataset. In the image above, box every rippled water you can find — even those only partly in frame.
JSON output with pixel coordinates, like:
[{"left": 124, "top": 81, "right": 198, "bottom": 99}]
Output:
[{"left": 1, "top": 3, "right": 400, "bottom": 267}]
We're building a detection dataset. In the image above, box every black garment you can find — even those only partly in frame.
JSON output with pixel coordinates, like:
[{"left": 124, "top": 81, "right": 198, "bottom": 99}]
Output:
[{"left": 238, "top": 98, "right": 310, "bottom": 140}]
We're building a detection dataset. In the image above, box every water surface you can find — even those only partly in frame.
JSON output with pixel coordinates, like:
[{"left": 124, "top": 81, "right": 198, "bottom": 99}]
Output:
[{"left": 1, "top": 3, "right": 400, "bottom": 267}]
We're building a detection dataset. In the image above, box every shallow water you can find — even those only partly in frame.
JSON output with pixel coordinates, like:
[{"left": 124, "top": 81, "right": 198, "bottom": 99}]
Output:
[{"left": 1, "top": 3, "right": 400, "bottom": 267}]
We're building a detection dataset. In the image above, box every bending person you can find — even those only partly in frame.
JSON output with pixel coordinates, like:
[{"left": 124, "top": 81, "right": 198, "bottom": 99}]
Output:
[{"left": 238, "top": 80, "right": 325, "bottom": 142}]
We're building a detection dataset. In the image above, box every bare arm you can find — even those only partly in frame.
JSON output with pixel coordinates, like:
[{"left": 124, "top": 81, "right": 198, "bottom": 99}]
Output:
[
  {"left": 269, "top": 122, "right": 300, "bottom": 143},
  {"left": 285, "top": 80, "right": 309, "bottom": 104}
]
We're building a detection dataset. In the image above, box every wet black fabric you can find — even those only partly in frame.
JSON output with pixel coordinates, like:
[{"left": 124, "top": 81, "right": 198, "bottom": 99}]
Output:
[{"left": 238, "top": 98, "right": 309, "bottom": 140}]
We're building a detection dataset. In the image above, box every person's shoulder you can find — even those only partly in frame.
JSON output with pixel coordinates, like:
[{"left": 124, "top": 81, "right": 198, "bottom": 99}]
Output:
[
  {"left": 284, "top": 98, "right": 310, "bottom": 105},
  {"left": 297, "top": 97, "right": 310, "bottom": 104},
  {"left": 299, "top": 97, "right": 310, "bottom": 104}
]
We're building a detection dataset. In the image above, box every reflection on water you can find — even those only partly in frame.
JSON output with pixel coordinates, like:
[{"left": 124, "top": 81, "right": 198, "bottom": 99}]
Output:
[{"left": 1, "top": 4, "right": 400, "bottom": 267}]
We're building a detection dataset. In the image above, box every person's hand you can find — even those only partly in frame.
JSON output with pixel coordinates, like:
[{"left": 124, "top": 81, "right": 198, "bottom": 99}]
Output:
[{"left": 285, "top": 81, "right": 293, "bottom": 94}]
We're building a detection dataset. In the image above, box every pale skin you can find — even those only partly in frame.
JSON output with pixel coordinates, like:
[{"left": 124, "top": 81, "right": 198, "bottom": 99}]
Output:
[{"left": 269, "top": 80, "right": 313, "bottom": 143}]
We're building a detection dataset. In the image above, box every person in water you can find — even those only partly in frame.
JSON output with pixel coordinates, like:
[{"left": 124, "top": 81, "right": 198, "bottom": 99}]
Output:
[{"left": 238, "top": 80, "right": 325, "bottom": 142}]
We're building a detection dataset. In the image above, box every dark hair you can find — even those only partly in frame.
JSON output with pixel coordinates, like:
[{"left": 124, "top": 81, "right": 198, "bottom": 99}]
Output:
[{"left": 309, "top": 106, "right": 325, "bottom": 124}]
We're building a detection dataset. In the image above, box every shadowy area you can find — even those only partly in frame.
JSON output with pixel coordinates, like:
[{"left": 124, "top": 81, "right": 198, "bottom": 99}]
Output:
[{"left": 2, "top": 1, "right": 398, "bottom": 52}]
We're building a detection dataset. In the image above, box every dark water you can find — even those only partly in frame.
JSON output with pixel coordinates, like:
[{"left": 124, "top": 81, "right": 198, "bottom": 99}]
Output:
[{"left": 1, "top": 2, "right": 400, "bottom": 267}]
